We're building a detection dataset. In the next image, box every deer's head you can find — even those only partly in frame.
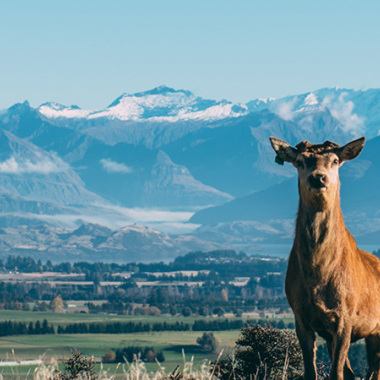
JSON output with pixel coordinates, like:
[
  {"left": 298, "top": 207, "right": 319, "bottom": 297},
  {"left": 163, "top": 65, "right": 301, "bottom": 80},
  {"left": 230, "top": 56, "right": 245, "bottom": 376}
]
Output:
[{"left": 269, "top": 136, "right": 365, "bottom": 209}]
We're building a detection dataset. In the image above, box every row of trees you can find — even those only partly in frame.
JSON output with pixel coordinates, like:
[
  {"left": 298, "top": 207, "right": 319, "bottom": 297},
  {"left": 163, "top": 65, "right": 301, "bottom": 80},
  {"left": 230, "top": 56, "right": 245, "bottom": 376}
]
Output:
[
  {"left": 0, "top": 318, "right": 295, "bottom": 337},
  {"left": 58, "top": 321, "right": 191, "bottom": 334},
  {"left": 0, "top": 319, "right": 54, "bottom": 336},
  {"left": 57, "top": 318, "right": 295, "bottom": 335}
]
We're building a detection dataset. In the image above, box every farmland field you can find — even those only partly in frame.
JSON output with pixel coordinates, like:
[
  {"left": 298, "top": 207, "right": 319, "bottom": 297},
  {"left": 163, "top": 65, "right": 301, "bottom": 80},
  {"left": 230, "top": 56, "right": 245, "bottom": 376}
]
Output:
[
  {"left": 0, "top": 310, "right": 295, "bottom": 378},
  {"left": 0, "top": 330, "right": 239, "bottom": 379},
  {"left": 0, "top": 309, "right": 294, "bottom": 327}
]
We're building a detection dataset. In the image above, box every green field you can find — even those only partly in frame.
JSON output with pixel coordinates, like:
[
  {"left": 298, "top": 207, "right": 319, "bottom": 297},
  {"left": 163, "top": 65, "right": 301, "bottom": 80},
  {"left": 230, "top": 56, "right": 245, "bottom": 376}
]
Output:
[
  {"left": 0, "top": 330, "right": 240, "bottom": 379},
  {"left": 0, "top": 310, "right": 296, "bottom": 378},
  {"left": 0, "top": 309, "right": 294, "bottom": 326},
  {"left": 0, "top": 311, "right": 252, "bottom": 378},
  {"left": 0, "top": 310, "right": 213, "bottom": 326}
]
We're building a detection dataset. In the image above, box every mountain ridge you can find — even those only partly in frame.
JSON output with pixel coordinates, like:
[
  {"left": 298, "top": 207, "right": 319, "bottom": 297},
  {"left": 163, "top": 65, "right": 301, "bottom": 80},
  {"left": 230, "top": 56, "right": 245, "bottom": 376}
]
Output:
[{"left": 0, "top": 86, "right": 380, "bottom": 260}]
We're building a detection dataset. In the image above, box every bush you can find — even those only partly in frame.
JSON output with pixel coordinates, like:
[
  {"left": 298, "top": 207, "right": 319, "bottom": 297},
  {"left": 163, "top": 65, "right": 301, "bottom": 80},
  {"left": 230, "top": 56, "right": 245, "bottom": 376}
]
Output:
[
  {"left": 134, "top": 306, "right": 161, "bottom": 316},
  {"left": 56, "top": 350, "right": 96, "bottom": 380},
  {"left": 113, "top": 346, "right": 165, "bottom": 363},
  {"left": 196, "top": 332, "right": 221, "bottom": 354},
  {"left": 212, "top": 355, "right": 237, "bottom": 380},
  {"left": 218, "top": 324, "right": 303, "bottom": 379},
  {"left": 102, "top": 351, "right": 116, "bottom": 363}
]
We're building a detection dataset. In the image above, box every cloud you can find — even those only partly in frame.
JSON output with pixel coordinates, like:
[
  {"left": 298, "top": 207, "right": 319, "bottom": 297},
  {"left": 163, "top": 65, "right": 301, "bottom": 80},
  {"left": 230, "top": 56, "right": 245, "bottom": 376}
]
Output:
[
  {"left": 322, "top": 93, "right": 365, "bottom": 137},
  {"left": 0, "top": 156, "right": 65, "bottom": 174},
  {"left": 100, "top": 159, "right": 133, "bottom": 174},
  {"left": 19, "top": 205, "right": 197, "bottom": 233},
  {"left": 100, "top": 204, "right": 194, "bottom": 223},
  {"left": 274, "top": 98, "right": 297, "bottom": 121}
]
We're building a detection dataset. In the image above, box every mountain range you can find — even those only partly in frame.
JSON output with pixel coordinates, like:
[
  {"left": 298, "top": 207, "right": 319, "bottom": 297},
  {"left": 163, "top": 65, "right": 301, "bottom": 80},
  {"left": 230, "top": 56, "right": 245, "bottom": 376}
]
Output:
[{"left": 0, "top": 85, "right": 379, "bottom": 261}]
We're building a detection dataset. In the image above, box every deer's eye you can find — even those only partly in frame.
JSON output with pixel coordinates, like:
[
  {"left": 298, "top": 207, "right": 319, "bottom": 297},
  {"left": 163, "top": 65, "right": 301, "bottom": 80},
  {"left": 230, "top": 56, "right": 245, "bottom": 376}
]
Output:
[
  {"left": 332, "top": 158, "right": 339, "bottom": 166},
  {"left": 296, "top": 160, "right": 304, "bottom": 169}
]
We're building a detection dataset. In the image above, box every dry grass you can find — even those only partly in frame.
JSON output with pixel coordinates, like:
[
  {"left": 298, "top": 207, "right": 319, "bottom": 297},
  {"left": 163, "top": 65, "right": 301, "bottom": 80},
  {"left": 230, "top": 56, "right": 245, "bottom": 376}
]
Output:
[{"left": 31, "top": 351, "right": 224, "bottom": 380}]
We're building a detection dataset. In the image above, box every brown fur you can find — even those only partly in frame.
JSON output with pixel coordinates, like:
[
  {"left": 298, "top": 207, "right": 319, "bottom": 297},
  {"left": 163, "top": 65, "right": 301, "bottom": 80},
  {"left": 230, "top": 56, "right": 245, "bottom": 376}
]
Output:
[{"left": 269, "top": 136, "right": 380, "bottom": 380}]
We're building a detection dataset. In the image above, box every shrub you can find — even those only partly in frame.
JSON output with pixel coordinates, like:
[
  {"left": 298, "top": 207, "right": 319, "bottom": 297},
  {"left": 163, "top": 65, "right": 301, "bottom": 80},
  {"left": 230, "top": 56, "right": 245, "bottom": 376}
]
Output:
[
  {"left": 102, "top": 351, "right": 116, "bottom": 363},
  {"left": 56, "top": 350, "right": 96, "bottom": 380},
  {"left": 113, "top": 346, "right": 165, "bottom": 363},
  {"left": 134, "top": 306, "right": 161, "bottom": 316},
  {"left": 196, "top": 332, "right": 221, "bottom": 354},
  {"left": 216, "top": 324, "right": 303, "bottom": 379}
]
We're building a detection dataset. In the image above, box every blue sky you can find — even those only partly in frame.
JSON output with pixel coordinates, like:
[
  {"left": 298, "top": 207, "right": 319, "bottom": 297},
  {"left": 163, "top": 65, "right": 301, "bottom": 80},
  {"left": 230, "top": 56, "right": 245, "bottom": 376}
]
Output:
[{"left": 1, "top": 0, "right": 379, "bottom": 109}]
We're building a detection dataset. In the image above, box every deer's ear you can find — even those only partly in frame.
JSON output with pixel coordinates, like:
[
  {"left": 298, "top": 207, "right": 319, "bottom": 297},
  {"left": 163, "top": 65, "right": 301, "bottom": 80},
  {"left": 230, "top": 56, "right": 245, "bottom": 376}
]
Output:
[
  {"left": 269, "top": 137, "right": 297, "bottom": 165},
  {"left": 338, "top": 137, "right": 365, "bottom": 162}
]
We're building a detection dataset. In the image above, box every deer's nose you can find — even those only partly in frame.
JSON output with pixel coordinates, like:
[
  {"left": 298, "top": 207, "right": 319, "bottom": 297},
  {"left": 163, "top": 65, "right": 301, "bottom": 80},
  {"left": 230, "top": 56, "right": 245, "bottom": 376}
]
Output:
[{"left": 308, "top": 173, "right": 327, "bottom": 189}]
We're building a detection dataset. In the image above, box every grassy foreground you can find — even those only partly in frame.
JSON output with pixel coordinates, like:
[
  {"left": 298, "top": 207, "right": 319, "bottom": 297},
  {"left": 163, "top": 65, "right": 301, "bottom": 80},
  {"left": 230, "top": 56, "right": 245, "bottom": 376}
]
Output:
[{"left": 0, "top": 330, "right": 239, "bottom": 379}]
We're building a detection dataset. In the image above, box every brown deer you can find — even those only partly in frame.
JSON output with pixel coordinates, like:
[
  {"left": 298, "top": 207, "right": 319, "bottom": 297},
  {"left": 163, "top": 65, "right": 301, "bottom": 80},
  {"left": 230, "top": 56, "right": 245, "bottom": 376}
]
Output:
[{"left": 269, "top": 136, "right": 380, "bottom": 380}]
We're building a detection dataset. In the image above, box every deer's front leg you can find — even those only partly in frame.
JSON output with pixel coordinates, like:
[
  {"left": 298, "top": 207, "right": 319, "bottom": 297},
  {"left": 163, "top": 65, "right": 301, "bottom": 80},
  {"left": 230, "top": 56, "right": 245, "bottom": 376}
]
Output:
[
  {"left": 295, "top": 319, "right": 317, "bottom": 380},
  {"left": 326, "top": 339, "right": 354, "bottom": 380},
  {"left": 330, "top": 324, "right": 354, "bottom": 380}
]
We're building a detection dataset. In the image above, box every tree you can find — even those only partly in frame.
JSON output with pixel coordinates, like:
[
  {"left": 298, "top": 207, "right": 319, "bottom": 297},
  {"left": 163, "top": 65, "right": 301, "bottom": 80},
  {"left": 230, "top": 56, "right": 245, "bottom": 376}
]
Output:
[
  {"left": 50, "top": 295, "right": 64, "bottom": 313},
  {"left": 234, "top": 309, "right": 243, "bottom": 318},
  {"left": 196, "top": 332, "right": 221, "bottom": 354},
  {"left": 182, "top": 307, "right": 192, "bottom": 317},
  {"left": 169, "top": 305, "right": 177, "bottom": 316},
  {"left": 213, "top": 307, "right": 225, "bottom": 317},
  {"left": 199, "top": 306, "right": 209, "bottom": 316}
]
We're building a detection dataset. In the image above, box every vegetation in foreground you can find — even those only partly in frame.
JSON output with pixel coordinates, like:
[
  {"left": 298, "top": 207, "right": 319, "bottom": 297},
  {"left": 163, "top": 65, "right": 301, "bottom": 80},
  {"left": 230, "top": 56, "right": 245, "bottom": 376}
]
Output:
[{"left": 0, "top": 325, "right": 368, "bottom": 379}]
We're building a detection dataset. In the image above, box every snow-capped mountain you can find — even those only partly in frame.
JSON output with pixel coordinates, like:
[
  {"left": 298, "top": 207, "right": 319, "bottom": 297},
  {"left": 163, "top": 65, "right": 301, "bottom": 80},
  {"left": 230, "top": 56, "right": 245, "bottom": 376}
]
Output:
[
  {"left": 0, "top": 86, "right": 380, "bottom": 260},
  {"left": 247, "top": 87, "right": 380, "bottom": 139},
  {"left": 38, "top": 86, "right": 247, "bottom": 122}
]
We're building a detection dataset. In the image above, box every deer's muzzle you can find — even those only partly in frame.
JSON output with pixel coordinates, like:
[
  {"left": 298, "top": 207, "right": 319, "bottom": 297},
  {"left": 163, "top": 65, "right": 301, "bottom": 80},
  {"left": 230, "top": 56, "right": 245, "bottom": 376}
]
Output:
[{"left": 308, "top": 173, "right": 328, "bottom": 192}]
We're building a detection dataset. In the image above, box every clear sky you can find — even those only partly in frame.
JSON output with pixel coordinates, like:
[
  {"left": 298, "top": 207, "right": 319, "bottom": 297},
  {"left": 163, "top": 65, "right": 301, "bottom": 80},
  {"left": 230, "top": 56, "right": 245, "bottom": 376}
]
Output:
[{"left": 1, "top": 0, "right": 380, "bottom": 109}]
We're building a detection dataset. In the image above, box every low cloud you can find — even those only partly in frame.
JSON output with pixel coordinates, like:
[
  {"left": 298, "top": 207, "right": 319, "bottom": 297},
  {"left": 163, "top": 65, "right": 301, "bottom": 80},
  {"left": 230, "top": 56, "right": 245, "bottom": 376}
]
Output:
[
  {"left": 322, "top": 93, "right": 365, "bottom": 137},
  {"left": 0, "top": 156, "right": 64, "bottom": 174},
  {"left": 100, "top": 159, "right": 133, "bottom": 174},
  {"left": 274, "top": 98, "right": 297, "bottom": 121},
  {"left": 101, "top": 204, "right": 194, "bottom": 223},
  {"left": 23, "top": 205, "right": 197, "bottom": 233}
]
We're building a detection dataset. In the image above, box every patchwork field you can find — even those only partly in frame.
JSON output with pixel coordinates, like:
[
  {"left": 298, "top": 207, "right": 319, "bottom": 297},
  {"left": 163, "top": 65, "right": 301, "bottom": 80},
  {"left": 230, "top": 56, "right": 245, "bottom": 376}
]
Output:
[
  {"left": 0, "top": 310, "right": 284, "bottom": 378},
  {"left": 0, "top": 330, "right": 239, "bottom": 379}
]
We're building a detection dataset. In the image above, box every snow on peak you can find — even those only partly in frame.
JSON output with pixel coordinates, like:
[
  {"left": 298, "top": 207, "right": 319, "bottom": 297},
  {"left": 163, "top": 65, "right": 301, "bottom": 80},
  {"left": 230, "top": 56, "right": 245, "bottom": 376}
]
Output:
[
  {"left": 38, "top": 102, "right": 92, "bottom": 119},
  {"left": 37, "top": 86, "right": 247, "bottom": 122},
  {"left": 304, "top": 93, "right": 318, "bottom": 106}
]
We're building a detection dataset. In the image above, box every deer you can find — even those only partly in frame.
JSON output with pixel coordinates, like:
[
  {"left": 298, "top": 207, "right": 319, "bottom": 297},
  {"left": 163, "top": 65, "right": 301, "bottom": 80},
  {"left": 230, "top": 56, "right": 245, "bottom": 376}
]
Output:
[{"left": 269, "top": 136, "right": 380, "bottom": 380}]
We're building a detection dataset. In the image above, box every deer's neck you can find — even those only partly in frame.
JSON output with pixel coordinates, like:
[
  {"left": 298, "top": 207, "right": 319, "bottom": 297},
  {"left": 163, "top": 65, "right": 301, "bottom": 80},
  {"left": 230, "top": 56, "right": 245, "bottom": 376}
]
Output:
[{"left": 295, "top": 187, "right": 346, "bottom": 271}]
